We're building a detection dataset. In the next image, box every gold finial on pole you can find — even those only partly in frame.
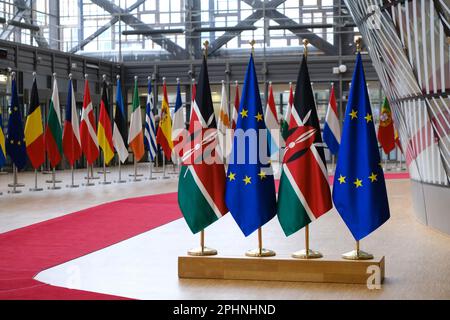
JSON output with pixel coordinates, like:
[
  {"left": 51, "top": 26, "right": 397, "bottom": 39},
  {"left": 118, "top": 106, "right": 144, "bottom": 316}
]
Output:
[
  {"left": 302, "top": 38, "right": 309, "bottom": 57},
  {"left": 203, "top": 40, "right": 209, "bottom": 57},
  {"left": 355, "top": 37, "right": 362, "bottom": 53},
  {"left": 249, "top": 39, "right": 256, "bottom": 55}
]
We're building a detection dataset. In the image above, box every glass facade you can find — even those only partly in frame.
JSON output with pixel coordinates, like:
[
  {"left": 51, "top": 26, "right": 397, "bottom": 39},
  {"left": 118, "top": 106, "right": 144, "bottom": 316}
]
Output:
[
  {"left": 345, "top": 0, "right": 450, "bottom": 186},
  {"left": 0, "top": 0, "right": 339, "bottom": 60}
]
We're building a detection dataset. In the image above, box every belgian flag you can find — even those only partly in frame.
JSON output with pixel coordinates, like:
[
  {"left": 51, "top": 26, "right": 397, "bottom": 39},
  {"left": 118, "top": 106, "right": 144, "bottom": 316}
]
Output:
[
  {"left": 25, "top": 77, "right": 45, "bottom": 169},
  {"left": 97, "top": 79, "right": 115, "bottom": 165}
]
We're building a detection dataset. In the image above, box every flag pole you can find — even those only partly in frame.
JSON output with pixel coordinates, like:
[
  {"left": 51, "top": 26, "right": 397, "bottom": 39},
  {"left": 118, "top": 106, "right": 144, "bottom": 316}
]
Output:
[
  {"left": 245, "top": 40, "right": 275, "bottom": 258},
  {"left": 29, "top": 169, "right": 43, "bottom": 191},
  {"left": 341, "top": 38, "right": 375, "bottom": 261},
  {"left": 9, "top": 164, "right": 22, "bottom": 194},
  {"left": 117, "top": 160, "right": 126, "bottom": 183},
  {"left": 100, "top": 156, "right": 111, "bottom": 184},
  {"left": 84, "top": 162, "right": 95, "bottom": 186},
  {"left": 162, "top": 152, "right": 169, "bottom": 179},
  {"left": 292, "top": 224, "right": 322, "bottom": 259},
  {"left": 67, "top": 165, "right": 79, "bottom": 188},
  {"left": 48, "top": 167, "right": 61, "bottom": 190},
  {"left": 292, "top": 39, "right": 322, "bottom": 260},
  {"left": 132, "top": 156, "right": 141, "bottom": 182},
  {"left": 187, "top": 41, "right": 218, "bottom": 257},
  {"left": 149, "top": 153, "right": 156, "bottom": 180},
  {"left": 28, "top": 72, "right": 43, "bottom": 192}
]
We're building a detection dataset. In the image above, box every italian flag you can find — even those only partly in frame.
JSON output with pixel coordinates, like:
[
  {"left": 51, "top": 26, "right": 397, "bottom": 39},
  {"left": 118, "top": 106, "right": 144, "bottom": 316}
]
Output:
[
  {"left": 128, "top": 77, "right": 145, "bottom": 162},
  {"left": 45, "top": 77, "right": 63, "bottom": 168},
  {"left": 178, "top": 56, "right": 228, "bottom": 234}
]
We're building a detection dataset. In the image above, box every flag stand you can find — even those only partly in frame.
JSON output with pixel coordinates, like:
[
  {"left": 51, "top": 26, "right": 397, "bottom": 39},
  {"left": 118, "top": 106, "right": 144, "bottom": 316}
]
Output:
[
  {"left": 187, "top": 230, "right": 217, "bottom": 256},
  {"left": 88, "top": 165, "right": 99, "bottom": 180},
  {"left": 131, "top": 156, "right": 141, "bottom": 182},
  {"left": 292, "top": 224, "right": 322, "bottom": 259},
  {"left": 245, "top": 227, "right": 276, "bottom": 257},
  {"left": 67, "top": 166, "right": 79, "bottom": 188},
  {"left": 148, "top": 157, "right": 156, "bottom": 180},
  {"left": 99, "top": 157, "right": 111, "bottom": 185},
  {"left": 29, "top": 169, "right": 43, "bottom": 191},
  {"left": 8, "top": 165, "right": 22, "bottom": 194},
  {"left": 128, "top": 157, "right": 143, "bottom": 179},
  {"left": 342, "top": 240, "right": 374, "bottom": 260},
  {"left": 48, "top": 167, "right": 61, "bottom": 190},
  {"left": 162, "top": 154, "right": 170, "bottom": 179},
  {"left": 116, "top": 161, "right": 127, "bottom": 183},
  {"left": 84, "top": 165, "right": 95, "bottom": 186}
]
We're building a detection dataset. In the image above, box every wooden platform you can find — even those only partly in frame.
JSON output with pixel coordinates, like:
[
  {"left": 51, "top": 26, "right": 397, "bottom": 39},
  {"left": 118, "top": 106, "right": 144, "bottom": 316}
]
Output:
[{"left": 178, "top": 255, "right": 385, "bottom": 285}]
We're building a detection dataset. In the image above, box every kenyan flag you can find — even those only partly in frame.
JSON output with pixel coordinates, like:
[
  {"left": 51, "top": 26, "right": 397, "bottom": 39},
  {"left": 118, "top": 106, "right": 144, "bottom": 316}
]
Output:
[
  {"left": 277, "top": 56, "right": 332, "bottom": 236},
  {"left": 178, "top": 56, "right": 228, "bottom": 234}
]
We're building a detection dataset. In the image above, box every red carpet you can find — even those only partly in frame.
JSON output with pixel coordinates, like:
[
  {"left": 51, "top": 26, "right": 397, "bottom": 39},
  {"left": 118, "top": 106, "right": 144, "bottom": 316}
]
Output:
[{"left": 0, "top": 193, "right": 182, "bottom": 300}]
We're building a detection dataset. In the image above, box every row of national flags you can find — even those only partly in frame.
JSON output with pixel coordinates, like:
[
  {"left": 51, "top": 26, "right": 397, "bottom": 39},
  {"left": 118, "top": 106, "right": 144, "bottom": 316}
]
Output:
[
  {"left": 0, "top": 75, "right": 186, "bottom": 172},
  {"left": 178, "top": 50, "right": 392, "bottom": 242}
]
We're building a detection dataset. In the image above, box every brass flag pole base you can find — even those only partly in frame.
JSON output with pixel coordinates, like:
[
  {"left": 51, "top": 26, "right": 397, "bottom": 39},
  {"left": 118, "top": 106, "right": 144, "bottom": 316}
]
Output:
[
  {"left": 188, "top": 246, "right": 217, "bottom": 256},
  {"left": 245, "top": 248, "right": 276, "bottom": 257},
  {"left": 342, "top": 240, "right": 374, "bottom": 260},
  {"left": 291, "top": 249, "right": 323, "bottom": 259},
  {"left": 292, "top": 224, "right": 322, "bottom": 259},
  {"left": 245, "top": 228, "right": 276, "bottom": 258},
  {"left": 187, "top": 230, "right": 218, "bottom": 256}
]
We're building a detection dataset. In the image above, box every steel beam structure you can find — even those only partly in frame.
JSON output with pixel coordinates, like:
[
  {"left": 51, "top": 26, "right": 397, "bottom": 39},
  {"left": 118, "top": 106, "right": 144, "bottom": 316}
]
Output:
[
  {"left": 0, "top": 0, "right": 49, "bottom": 48},
  {"left": 69, "top": 0, "right": 146, "bottom": 53},
  {"left": 207, "top": 0, "right": 289, "bottom": 56},
  {"left": 241, "top": 0, "right": 337, "bottom": 55},
  {"left": 89, "top": 0, "right": 188, "bottom": 58}
]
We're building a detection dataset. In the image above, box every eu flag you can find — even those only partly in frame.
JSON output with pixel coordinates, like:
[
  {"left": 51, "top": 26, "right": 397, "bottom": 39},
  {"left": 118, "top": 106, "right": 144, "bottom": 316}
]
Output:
[
  {"left": 225, "top": 54, "right": 277, "bottom": 237},
  {"left": 332, "top": 53, "right": 390, "bottom": 241},
  {"left": 6, "top": 77, "right": 27, "bottom": 170}
]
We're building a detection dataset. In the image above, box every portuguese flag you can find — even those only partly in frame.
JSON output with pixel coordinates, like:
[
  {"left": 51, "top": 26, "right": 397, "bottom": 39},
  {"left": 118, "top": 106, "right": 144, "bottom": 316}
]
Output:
[
  {"left": 25, "top": 78, "right": 45, "bottom": 168},
  {"left": 178, "top": 56, "right": 228, "bottom": 234},
  {"left": 45, "top": 77, "right": 63, "bottom": 168},
  {"left": 377, "top": 97, "right": 395, "bottom": 154},
  {"left": 277, "top": 56, "right": 333, "bottom": 236}
]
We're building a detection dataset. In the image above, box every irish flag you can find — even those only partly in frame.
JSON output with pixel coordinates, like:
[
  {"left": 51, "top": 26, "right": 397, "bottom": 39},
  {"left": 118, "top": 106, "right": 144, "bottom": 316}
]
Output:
[
  {"left": 178, "top": 56, "right": 228, "bottom": 234},
  {"left": 156, "top": 78, "right": 173, "bottom": 160},
  {"left": 45, "top": 76, "right": 63, "bottom": 168},
  {"left": 277, "top": 56, "right": 333, "bottom": 236},
  {"left": 128, "top": 77, "right": 145, "bottom": 162}
]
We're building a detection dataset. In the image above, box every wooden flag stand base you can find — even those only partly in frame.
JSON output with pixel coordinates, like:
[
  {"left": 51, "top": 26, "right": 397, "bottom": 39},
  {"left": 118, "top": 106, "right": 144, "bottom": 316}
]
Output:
[{"left": 178, "top": 254, "right": 385, "bottom": 285}]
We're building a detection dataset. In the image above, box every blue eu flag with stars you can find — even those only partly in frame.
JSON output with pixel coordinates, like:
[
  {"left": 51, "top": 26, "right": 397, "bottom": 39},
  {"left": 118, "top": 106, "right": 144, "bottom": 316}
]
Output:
[
  {"left": 225, "top": 54, "right": 277, "bottom": 237},
  {"left": 332, "top": 53, "right": 390, "bottom": 241},
  {"left": 6, "top": 77, "right": 27, "bottom": 170}
]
